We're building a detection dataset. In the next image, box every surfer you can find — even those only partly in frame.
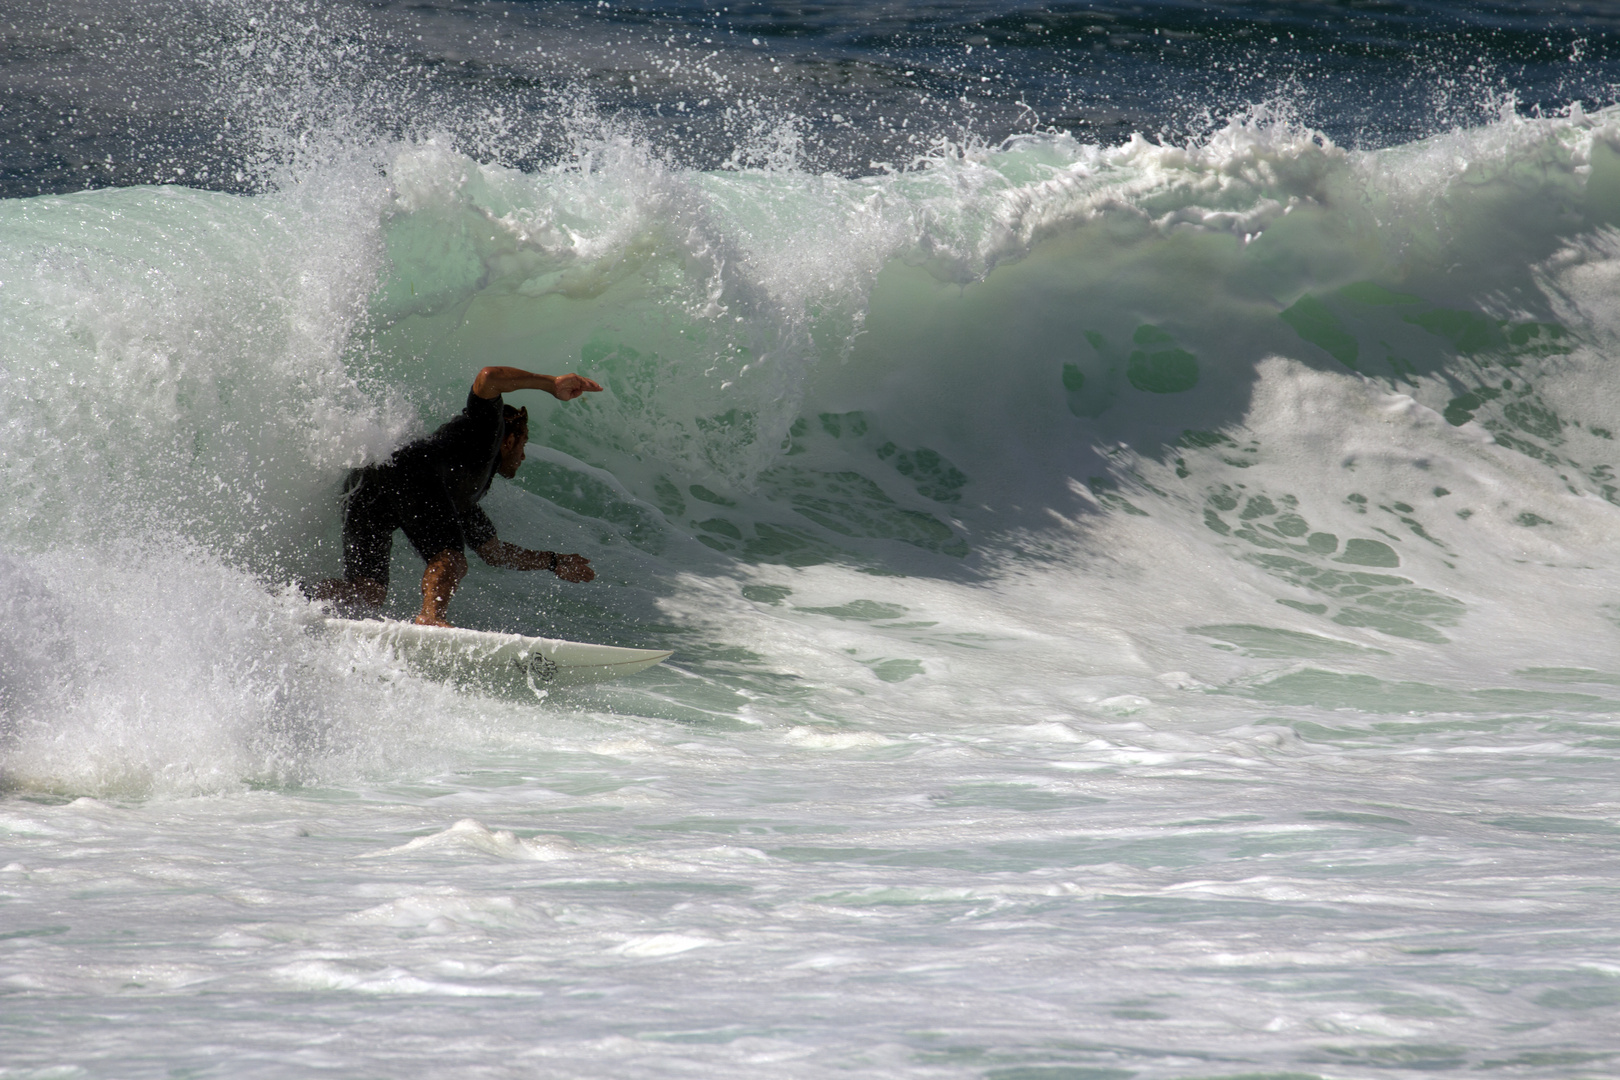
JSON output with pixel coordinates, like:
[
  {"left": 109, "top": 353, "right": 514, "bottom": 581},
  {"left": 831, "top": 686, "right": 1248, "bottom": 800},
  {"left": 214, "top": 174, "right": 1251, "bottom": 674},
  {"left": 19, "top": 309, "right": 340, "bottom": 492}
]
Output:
[{"left": 309, "top": 366, "right": 604, "bottom": 627}]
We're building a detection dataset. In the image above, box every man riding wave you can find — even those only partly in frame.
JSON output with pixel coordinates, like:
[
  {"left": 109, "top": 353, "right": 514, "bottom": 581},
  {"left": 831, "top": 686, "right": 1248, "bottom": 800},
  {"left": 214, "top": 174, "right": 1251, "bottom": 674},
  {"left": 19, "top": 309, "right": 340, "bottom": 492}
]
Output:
[{"left": 310, "top": 366, "right": 603, "bottom": 626}]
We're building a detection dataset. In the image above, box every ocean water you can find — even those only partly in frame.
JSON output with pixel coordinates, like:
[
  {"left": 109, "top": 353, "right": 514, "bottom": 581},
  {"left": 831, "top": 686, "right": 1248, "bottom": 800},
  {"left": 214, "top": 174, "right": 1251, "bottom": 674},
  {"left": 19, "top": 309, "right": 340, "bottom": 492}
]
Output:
[{"left": 6, "top": 2, "right": 1620, "bottom": 1077}]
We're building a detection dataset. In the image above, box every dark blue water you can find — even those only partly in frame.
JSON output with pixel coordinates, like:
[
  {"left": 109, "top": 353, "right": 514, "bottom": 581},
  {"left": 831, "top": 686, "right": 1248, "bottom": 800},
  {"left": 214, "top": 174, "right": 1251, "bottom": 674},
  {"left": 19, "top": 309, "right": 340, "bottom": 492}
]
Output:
[{"left": 5, "top": 0, "right": 1617, "bottom": 197}]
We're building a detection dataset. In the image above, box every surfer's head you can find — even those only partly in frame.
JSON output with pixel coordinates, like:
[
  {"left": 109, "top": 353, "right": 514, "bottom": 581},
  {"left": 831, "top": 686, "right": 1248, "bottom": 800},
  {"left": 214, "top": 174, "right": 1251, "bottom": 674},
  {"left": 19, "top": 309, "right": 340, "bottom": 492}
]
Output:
[{"left": 497, "top": 405, "right": 529, "bottom": 479}]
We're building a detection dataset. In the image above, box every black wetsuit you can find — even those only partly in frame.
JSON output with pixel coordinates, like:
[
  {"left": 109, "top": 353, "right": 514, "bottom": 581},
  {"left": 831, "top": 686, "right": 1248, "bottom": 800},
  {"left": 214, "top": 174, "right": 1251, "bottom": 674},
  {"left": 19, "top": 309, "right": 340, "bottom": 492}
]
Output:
[{"left": 342, "top": 391, "right": 507, "bottom": 588}]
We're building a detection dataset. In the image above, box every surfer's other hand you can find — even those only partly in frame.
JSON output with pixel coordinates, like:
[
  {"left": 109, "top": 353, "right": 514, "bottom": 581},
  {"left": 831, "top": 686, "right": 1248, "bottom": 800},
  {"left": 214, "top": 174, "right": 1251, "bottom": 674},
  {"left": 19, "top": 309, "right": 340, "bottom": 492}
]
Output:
[{"left": 554, "top": 553, "right": 595, "bottom": 582}]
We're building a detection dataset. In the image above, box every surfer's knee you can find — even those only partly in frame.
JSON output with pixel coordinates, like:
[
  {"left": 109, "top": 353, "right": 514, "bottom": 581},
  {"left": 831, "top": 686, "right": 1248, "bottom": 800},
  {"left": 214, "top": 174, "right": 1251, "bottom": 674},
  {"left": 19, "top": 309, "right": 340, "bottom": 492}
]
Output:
[
  {"left": 305, "top": 577, "right": 386, "bottom": 614},
  {"left": 303, "top": 578, "right": 340, "bottom": 602},
  {"left": 353, "top": 578, "right": 386, "bottom": 607}
]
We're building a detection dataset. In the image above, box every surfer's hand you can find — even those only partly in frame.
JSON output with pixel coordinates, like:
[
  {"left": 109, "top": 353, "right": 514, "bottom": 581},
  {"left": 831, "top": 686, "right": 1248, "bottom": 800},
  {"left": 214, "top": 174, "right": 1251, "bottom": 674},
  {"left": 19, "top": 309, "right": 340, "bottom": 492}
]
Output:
[
  {"left": 554, "top": 553, "right": 595, "bottom": 582},
  {"left": 550, "top": 373, "right": 603, "bottom": 401}
]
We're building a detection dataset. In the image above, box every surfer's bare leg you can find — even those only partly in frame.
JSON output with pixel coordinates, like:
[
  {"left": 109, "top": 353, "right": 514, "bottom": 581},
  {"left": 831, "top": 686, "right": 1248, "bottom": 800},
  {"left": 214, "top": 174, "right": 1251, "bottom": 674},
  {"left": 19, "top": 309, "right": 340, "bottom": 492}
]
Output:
[
  {"left": 415, "top": 549, "right": 468, "bottom": 627},
  {"left": 307, "top": 577, "right": 386, "bottom": 613}
]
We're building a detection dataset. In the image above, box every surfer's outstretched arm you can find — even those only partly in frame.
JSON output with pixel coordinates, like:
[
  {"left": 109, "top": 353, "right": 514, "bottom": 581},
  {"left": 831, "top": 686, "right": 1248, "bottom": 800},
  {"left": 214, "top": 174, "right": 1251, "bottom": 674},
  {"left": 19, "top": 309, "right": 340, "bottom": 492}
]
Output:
[
  {"left": 472, "top": 366, "right": 604, "bottom": 402},
  {"left": 476, "top": 538, "right": 596, "bottom": 583}
]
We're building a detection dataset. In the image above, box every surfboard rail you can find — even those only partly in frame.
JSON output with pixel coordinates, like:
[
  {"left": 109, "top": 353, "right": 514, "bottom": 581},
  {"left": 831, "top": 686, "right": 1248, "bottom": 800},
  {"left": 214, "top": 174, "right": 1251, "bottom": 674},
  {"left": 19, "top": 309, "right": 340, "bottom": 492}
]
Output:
[{"left": 322, "top": 617, "right": 672, "bottom": 694}]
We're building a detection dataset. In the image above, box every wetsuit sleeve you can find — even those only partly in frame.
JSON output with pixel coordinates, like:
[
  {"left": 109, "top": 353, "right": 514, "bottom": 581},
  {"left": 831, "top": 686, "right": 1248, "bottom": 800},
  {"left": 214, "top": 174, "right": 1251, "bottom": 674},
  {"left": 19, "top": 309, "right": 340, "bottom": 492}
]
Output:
[
  {"left": 423, "top": 391, "right": 502, "bottom": 460},
  {"left": 460, "top": 503, "right": 498, "bottom": 550},
  {"left": 464, "top": 390, "right": 501, "bottom": 432}
]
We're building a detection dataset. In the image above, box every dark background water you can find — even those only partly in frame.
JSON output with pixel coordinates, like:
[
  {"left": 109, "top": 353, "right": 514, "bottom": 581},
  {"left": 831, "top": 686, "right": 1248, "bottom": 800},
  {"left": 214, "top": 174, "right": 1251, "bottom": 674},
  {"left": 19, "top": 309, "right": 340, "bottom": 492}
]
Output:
[{"left": 4, "top": 0, "right": 1618, "bottom": 198}]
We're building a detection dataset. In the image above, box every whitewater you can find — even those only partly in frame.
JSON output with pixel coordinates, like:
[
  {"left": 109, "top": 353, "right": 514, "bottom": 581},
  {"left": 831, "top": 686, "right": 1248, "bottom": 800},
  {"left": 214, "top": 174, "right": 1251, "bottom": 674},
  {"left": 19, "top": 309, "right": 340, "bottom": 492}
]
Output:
[{"left": 4, "top": 1, "right": 1620, "bottom": 1077}]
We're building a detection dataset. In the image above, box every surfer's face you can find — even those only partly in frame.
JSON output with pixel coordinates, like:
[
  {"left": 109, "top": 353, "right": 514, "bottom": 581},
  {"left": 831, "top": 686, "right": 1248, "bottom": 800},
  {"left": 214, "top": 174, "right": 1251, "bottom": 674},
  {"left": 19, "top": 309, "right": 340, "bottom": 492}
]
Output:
[{"left": 497, "top": 430, "right": 527, "bottom": 478}]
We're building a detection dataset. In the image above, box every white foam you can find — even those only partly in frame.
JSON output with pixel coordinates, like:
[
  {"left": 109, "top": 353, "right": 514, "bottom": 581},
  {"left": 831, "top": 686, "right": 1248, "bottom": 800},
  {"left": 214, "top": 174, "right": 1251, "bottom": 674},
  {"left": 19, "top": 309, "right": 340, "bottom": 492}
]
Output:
[{"left": 365, "top": 818, "right": 581, "bottom": 861}]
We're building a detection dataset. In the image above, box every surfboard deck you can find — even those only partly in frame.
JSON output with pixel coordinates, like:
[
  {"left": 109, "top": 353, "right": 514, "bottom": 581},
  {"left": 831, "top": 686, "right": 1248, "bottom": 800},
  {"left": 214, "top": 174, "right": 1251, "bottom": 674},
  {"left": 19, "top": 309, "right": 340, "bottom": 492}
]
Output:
[{"left": 323, "top": 617, "right": 672, "bottom": 693}]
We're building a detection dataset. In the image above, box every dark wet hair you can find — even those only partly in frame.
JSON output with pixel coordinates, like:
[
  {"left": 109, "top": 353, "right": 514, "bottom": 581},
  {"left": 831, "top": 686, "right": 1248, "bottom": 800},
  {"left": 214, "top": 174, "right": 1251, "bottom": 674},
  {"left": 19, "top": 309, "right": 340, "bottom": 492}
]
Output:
[{"left": 502, "top": 404, "right": 529, "bottom": 441}]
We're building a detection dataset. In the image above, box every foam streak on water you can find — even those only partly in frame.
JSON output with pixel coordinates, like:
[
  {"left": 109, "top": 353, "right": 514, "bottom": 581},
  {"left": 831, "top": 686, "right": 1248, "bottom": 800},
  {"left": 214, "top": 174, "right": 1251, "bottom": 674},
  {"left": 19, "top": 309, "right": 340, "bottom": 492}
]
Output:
[{"left": 5, "top": 2, "right": 1620, "bottom": 1077}]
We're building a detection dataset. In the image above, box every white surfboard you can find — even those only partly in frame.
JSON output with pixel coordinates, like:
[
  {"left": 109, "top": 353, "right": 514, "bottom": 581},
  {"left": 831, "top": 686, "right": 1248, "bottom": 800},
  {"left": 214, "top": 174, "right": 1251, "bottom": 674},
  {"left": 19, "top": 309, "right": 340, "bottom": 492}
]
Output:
[{"left": 323, "top": 617, "right": 672, "bottom": 694}]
